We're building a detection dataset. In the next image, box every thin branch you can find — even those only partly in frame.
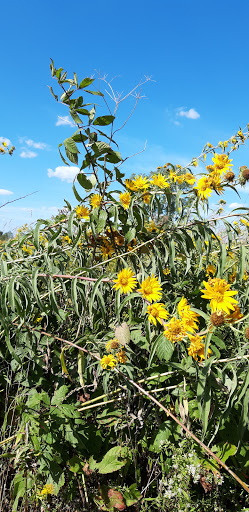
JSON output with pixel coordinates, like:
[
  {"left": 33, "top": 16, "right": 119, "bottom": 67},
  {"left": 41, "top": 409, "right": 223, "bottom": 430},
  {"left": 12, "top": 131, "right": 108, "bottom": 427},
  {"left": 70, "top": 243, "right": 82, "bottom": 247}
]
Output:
[{"left": 0, "top": 191, "right": 38, "bottom": 209}]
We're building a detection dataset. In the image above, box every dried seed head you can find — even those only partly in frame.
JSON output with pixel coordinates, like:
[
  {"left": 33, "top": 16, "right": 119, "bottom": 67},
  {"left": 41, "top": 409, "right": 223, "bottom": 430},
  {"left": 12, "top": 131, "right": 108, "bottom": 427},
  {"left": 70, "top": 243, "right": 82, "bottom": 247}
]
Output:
[
  {"left": 211, "top": 312, "right": 225, "bottom": 327},
  {"left": 245, "top": 327, "right": 249, "bottom": 340},
  {"left": 242, "top": 168, "right": 249, "bottom": 181},
  {"left": 224, "top": 171, "right": 235, "bottom": 182}
]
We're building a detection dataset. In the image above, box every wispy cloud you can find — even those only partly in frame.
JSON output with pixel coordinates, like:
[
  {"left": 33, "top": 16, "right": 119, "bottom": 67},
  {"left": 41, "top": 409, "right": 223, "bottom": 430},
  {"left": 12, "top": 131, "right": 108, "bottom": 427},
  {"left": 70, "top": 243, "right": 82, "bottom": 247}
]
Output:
[
  {"left": 48, "top": 166, "right": 79, "bottom": 183},
  {"left": 22, "top": 138, "right": 48, "bottom": 150},
  {"left": 0, "top": 189, "right": 13, "bottom": 195},
  {"left": 56, "top": 116, "right": 75, "bottom": 128},
  {"left": 0, "top": 205, "right": 60, "bottom": 232},
  {"left": 177, "top": 108, "right": 200, "bottom": 120},
  {"left": 0, "top": 136, "right": 11, "bottom": 146},
  {"left": 229, "top": 202, "right": 246, "bottom": 209},
  {"left": 20, "top": 150, "right": 38, "bottom": 159}
]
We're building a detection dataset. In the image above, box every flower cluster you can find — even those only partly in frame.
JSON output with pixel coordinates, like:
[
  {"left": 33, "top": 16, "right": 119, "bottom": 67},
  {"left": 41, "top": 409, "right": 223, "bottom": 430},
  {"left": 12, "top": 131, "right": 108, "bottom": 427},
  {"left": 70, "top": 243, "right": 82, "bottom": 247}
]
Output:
[{"left": 100, "top": 338, "right": 128, "bottom": 369}]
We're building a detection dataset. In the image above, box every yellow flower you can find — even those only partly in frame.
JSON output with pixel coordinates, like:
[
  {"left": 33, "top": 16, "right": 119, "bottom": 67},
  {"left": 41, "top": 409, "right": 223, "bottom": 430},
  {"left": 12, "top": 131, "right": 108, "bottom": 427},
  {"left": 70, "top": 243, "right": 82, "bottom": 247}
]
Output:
[
  {"left": 106, "top": 339, "right": 120, "bottom": 351},
  {"left": 163, "top": 267, "right": 170, "bottom": 276},
  {"left": 90, "top": 194, "right": 102, "bottom": 208},
  {"left": 192, "top": 159, "right": 198, "bottom": 167},
  {"left": 150, "top": 173, "right": 170, "bottom": 189},
  {"left": 178, "top": 298, "right": 199, "bottom": 333},
  {"left": 125, "top": 179, "right": 137, "bottom": 191},
  {"left": 22, "top": 245, "right": 33, "bottom": 255},
  {"left": 183, "top": 172, "right": 196, "bottom": 185},
  {"left": 138, "top": 275, "right": 163, "bottom": 303},
  {"left": 120, "top": 191, "right": 131, "bottom": 209},
  {"left": 187, "top": 335, "right": 211, "bottom": 361},
  {"left": 35, "top": 317, "right": 42, "bottom": 323},
  {"left": 177, "top": 297, "right": 189, "bottom": 315},
  {"left": 229, "top": 271, "right": 236, "bottom": 283},
  {"left": 131, "top": 175, "right": 150, "bottom": 191},
  {"left": 142, "top": 193, "right": 151, "bottom": 204},
  {"left": 208, "top": 171, "right": 224, "bottom": 193},
  {"left": 113, "top": 268, "right": 137, "bottom": 294},
  {"left": 147, "top": 220, "right": 157, "bottom": 232},
  {"left": 101, "top": 242, "right": 114, "bottom": 259},
  {"left": 147, "top": 303, "right": 169, "bottom": 326},
  {"left": 225, "top": 305, "right": 243, "bottom": 323},
  {"left": 206, "top": 264, "right": 216, "bottom": 276},
  {"left": 163, "top": 317, "right": 186, "bottom": 343},
  {"left": 40, "top": 484, "right": 54, "bottom": 496},
  {"left": 207, "top": 142, "right": 213, "bottom": 148},
  {"left": 212, "top": 153, "right": 233, "bottom": 175},
  {"left": 100, "top": 354, "right": 117, "bottom": 369},
  {"left": 201, "top": 278, "right": 238, "bottom": 314},
  {"left": 62, "top": 235, "right": 72, "bottom": 245},
  {"left": 0, "top": 147, "right": 5, "bottom": 154},
  {"left": 195, "top": 176, "right": 212, "bottom": 200},
  {"left": 116, "top": 349, "right": 127, "bottom": 364},
  {"left": 76, "top": 205, "right": 90, "bottom": 220}
]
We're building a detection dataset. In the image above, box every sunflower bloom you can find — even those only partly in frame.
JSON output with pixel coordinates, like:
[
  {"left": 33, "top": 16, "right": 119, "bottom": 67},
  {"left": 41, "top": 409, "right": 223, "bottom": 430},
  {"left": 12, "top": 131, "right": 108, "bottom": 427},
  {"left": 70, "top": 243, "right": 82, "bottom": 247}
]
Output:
[
  {"left": 212, "top": 153, "right": 233, "bottom": 175},
  {"left": 120, "top": 191, "right": 131, "bottom": 209},
  {"left": 150, "top": 174, "right": 170, "bottom": 189},
  {"left": 131, "top": 175, "right": 150, "bottom": 191},
  {"left": 147, "top": 303, "right": 169, "bottom": 326},
  {"left": 201, "top": 278, "right": 238, "bottom": 314},
  {"left": 163, "top": 317, "right": 186, "bottom": 343},
  {"left": 187, "top": 334, "right": 211, "bottom": 361},
  {"left": 75, "top": 205, "right": 90, "bottom": 220},
  {"left": 90, "top": 194, "right": 102, "bottom": 208},
  {"left": 100, "top": 354, "right": 117, "bottom": 369},
  {"left": 138, "top": 275, "right": 163, "bottom": 303},
  {"left": 113, "top": 268, "right": 137, "bottom": 294},
  {"left": 195, "top": 176, "right": 212, "bottom": 200},
  {"left": 125, "top": 179, "right": 137, "bottom": 191}
]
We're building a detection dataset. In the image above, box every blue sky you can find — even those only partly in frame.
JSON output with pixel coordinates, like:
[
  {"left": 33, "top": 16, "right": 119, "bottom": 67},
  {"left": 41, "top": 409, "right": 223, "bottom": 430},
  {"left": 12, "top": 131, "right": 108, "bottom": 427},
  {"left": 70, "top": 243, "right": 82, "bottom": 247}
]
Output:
[{"left": 1, "top": 0, "right": 249, "bottom": 232}]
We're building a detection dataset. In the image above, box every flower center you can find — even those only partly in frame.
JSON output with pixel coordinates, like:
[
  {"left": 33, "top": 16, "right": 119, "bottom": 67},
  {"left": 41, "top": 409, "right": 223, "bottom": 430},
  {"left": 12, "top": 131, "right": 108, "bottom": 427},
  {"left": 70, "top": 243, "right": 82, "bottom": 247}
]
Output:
[
  {"left": 143, "top": 284, "right": 153, "bottom": 295},
  {"left": 120, "top": 277, "right": 129, "bottom": 285}
]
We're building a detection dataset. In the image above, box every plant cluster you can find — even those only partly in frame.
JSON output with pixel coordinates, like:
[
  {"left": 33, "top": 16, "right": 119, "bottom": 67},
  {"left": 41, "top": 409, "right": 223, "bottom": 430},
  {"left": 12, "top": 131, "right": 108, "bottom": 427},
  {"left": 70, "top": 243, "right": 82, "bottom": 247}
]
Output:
[{"left": 0, "top": 61, "right": 249, "bottom": 510}]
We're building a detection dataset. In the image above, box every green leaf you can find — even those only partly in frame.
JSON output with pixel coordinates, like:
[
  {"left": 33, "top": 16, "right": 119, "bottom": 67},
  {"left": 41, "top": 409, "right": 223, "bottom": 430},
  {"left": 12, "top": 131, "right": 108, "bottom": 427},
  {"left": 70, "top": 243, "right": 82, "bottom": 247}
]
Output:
[
  {"left": 96, "top": 210, "right": 107, "bottom": 232},
  {"left": 97, "top": 446, "right": 128, "bottom": 474},
  {"left": 77, "top": 173, "right": 92, "bottom": 191},
  {"left": 73, "top": 184, "right": 84, "bottom": 202},
  {"left": 51, "top": 385, "right": 68, "bottom": 406},
  {"left": 93, "top": 115, "right": 115, "bottom": 126},
  {"left": 156, "top": 334, "right": 174, "bottom": 362},
  {"left": 125, "top": 227, "right": 136, "bottom": 243},
  {"left": 48, "top": 86, "right": 58, "bottom": 101},
  {"left": 84, "top": 89, "right": 104, "bottom": 96},
  {"left": 64, "top": 137, "right": 80, "bottom": 154},
  {"left": 68, "top": 455, "right": 81, "bottom": 473},
  {"left": 79, "top": 77, "right": 94, "bottom": 89}
]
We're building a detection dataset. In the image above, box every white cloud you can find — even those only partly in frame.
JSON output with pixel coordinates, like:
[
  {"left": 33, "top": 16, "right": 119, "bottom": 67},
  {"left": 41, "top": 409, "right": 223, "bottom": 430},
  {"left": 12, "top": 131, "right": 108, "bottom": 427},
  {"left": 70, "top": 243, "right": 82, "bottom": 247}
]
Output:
[
  {"left": 20, "top": 150, "right": 38, "bottom": 159},
  {"left": 0, "top": 136, "right": 11, "bottom": 146},
  {"left": 48, "top": 166, "right": 79, "bottom": 183},
  {"left": 178, "top": 108, "right": 200, "bottom": 120},
  {"left": 173, "top": 120, "right": 181, "bottom": 126},
  {"left": 229, "top": 202, "right": 245, "bottom": 209},
  {"left": 25, "top": 139, "right": 48, "bottom": 150},
  {"left": 0, "top": 189, "right": 13, "bottom": 195},
  {"left": 56, "top": 116, "right": 75, "bottom": 127}
]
